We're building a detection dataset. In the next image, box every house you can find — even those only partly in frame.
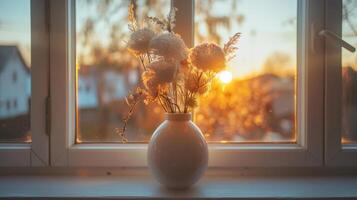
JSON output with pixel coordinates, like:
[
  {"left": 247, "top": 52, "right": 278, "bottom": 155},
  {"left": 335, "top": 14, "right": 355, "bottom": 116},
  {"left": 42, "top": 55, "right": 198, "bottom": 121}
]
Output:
[
  {"left": 342, "top": 66, "right": 357, "bottom": 140},
  {"left": 243, "top": 73, "right": 295, "bottom": 139},
  {"left": 77, "top": 67, "right": 140, "bottom": 141},
  {"left": 0, "top": 45, "right": 30, "bottom": 119},
  {"left": 77, "top": 67, "right": 138, "bottom": 109},
  {"left": 77, "top": 69, "right": 98, "bottom": 109},
  {"left": 0, "top": 45, "right": 31, "bottom": 141}
]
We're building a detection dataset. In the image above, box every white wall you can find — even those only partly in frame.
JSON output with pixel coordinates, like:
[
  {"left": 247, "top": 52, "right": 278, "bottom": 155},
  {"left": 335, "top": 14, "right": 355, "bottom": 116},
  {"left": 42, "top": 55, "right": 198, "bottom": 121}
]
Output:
[{"left": 0, "top": 51, "right": 30, "bottom": 119}]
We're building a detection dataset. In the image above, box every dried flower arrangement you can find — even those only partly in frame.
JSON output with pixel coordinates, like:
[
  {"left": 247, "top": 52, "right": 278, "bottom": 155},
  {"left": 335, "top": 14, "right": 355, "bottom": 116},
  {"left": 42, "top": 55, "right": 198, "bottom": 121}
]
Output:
[{"left": 116, "top": 3, "right": 240, "bottom": 142}]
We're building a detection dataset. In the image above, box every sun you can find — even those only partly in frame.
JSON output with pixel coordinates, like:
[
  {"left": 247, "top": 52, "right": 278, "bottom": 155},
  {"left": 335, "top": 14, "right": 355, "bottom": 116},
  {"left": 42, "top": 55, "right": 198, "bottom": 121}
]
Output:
[{"left": 217, "top": 70, "right": 233, "bottom": 84}]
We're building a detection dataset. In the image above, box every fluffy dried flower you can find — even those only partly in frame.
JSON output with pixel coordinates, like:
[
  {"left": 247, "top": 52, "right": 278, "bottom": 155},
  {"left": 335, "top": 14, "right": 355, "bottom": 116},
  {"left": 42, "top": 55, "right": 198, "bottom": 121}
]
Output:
[
  {"left": 128, "top": 28, "right": 156, "bottom": 55},
  {"left": 142, "top": 70, "right": 159, "bottom": 97},
  {"left": 148, "top": 60, "right": 177, "bottom": 84},
  {"left": 189, "top": 43, "right": 226, "bottom": 72},
  {"left": 149, "top": 33, "right": 188, "bottom": 61}
]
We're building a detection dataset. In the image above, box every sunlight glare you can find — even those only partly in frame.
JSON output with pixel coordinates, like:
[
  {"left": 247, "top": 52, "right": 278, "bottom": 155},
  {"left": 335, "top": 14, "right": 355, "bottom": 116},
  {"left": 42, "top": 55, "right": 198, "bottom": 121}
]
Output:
[{"left": 217, "top": 70, "right": 233, "bottom": 84}]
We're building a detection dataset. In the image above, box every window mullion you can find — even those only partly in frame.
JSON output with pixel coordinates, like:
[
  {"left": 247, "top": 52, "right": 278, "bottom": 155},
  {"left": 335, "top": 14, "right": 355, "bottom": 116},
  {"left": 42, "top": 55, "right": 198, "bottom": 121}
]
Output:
[
  {"left": 172, "top": 0, "right": 194, "bottom": 47},
  {"left": 30, "top": 0, "right": 50, "bottom": 166}
]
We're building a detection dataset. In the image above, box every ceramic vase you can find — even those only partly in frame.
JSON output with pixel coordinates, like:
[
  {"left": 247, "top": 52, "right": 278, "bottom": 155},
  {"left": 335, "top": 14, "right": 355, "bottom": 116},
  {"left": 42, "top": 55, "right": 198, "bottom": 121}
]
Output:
[{"left": 147, "top": 113, "right": 208, "bottom": 189}]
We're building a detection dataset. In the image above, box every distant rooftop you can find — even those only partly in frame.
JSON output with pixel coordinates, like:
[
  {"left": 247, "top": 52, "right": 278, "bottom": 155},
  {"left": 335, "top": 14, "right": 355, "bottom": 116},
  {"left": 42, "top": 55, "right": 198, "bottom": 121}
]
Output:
[{"left": 0, "top": 45, "right": 29, "bottom": 73}]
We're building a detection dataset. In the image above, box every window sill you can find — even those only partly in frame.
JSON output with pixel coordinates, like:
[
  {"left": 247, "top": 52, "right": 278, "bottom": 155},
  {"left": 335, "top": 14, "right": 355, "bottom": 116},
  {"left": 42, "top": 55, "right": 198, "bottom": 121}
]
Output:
[{"left": 1, "top": 168, "right": 357, "bottom": 199}]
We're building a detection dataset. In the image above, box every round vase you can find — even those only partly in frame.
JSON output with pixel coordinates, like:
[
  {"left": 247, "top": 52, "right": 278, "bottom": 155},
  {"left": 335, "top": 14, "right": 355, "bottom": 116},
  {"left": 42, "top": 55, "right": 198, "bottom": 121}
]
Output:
[{"left": 147, "top": 113, "right": 208, "bottom": 189}]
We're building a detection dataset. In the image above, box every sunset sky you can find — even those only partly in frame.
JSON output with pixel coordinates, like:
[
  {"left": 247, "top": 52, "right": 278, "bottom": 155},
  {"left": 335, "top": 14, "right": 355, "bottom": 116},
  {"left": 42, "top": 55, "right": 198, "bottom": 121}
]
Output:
[
  {"left": 0, "top": 0, "right": 31, "bottom": 66},
  {"left": 195, "top": 0, "right": 297, "bottom": 78},
  {"left": 0, "top": 0, "right": 356, "bottom": 75}
]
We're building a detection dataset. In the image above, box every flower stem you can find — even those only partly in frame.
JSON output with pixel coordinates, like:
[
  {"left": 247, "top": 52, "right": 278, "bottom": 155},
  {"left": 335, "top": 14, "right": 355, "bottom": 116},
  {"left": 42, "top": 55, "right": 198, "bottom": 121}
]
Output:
[
  {"left": 139, "top": 55, "right": 147, "bottom": 71},
  {"left": 116, "top": 99, "right": 140, "bottom": 143}
]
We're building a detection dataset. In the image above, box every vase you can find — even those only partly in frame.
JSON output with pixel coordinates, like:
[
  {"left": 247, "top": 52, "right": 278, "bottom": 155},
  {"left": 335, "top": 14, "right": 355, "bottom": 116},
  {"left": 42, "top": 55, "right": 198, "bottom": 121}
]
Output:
[{"left": 147, "top": 113, "right": 208, "bottom": 189}]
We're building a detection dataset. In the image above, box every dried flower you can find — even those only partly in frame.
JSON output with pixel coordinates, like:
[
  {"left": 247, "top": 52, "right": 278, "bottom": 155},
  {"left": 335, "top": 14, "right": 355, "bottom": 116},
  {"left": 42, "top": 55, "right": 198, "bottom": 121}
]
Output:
[
  {"left": 148, "top": 60, "right": 177, "bottom": 83},
  {"left": 147, "top": 16, "right": 167, "bottom": 30},
  {"left": 166, "top": 6, "right": 177, "bottom": 32},
  {"left": 189, "top": 43, "right": 226, "bottom": 72},
  {"left": 128, "top": 1, "right": 138, "bottom": 32},
  {"left": 223, "top": 32, "right": 241, "bottom": 61},
  {"left": 147, "top": 6, "right": 177, "bottom": 32},
  {"left": 185, "top": 69, "right": 210, "bottom": 95},
  {"left": 128, "top": 28, "right": 156, "bottom": 55},
  {"left": 116, "top": 88, "right": 145, "bottom": 143},
  {"left": 142, "top": 70, "right": 159, "bottom": 97},
  {"left": 118, "top": 2, "right": 241, "bottom": 143},
  {"left": 149, "top": 33, "right": 188, "bottom": 61},
  {"left": 125, "top": 87, "right": 145, "bottom": 105},
  {"left": 186, "top": 95, "right": 198, "bottom": 108}
]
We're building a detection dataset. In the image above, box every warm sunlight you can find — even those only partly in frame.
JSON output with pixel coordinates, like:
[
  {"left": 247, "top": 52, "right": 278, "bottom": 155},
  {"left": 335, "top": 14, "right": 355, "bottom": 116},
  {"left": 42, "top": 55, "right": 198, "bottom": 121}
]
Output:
[{"left": 217, "top": 70, "right": 233, "bottom": 84}]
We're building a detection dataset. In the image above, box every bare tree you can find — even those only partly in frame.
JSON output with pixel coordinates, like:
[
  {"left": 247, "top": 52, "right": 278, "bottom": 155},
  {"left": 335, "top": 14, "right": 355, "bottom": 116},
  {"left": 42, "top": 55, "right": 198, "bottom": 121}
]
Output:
[{"left": 195, "top": 0, "right": 244, "bottom": 45}]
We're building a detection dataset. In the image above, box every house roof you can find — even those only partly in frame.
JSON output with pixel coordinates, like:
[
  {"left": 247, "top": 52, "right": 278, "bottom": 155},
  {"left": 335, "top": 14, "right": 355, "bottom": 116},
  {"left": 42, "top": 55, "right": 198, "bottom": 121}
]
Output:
[{"left": 0, "top": 45, "right": 30, "bottom": 74}]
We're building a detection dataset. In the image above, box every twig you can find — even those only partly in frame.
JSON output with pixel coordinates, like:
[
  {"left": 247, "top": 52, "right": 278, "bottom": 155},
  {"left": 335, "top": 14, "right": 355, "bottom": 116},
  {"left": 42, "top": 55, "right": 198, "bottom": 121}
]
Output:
[
  {"left": 158, "top": 96, "right": 168, "bottom": 112},
  {"left": 139, "top": 55, "right": 147, "bottom": 71},
  {"left": 116, "top": 99, "right": 140, "bottom": 143}
]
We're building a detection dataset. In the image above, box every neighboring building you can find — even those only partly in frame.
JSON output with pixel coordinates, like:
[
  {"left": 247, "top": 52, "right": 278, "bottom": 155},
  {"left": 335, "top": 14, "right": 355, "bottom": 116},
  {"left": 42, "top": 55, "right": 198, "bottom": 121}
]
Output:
[
  {"left": 342, "top": 66, "right": 357, "bottom": 140},
  {"left": 249, "top": 73, "right": 294, "bottom": 119},
  {"left": 0, "top": 46, "right": 30, "bottom": 119},
  {"left": 77, "top": 68, "right": 138, "bottom": 109},
  {"left": 77, "top": 70, "right": 98, "bottom": 109},
  {"left": 236, "top": 73, "right": 295, "bottom": 141},
  {"left": 77, "top": 67, "right": 139, "bottom": 141}
]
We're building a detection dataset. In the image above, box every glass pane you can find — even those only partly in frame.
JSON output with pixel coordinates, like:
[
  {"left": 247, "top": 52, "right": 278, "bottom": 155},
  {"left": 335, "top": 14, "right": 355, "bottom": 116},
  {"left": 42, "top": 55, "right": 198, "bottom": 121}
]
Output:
[
  {"left": 0, "top": 0, "right": 31, "bottom": 143},
  {"left": 194, "top": 0, "right": 297, "bottom": 143},
  {"left": 76, "top": 0, "right": 170, "bottom": 142},
  {"left": 342, "top": 0, "right": 357, "bottom": 144}
]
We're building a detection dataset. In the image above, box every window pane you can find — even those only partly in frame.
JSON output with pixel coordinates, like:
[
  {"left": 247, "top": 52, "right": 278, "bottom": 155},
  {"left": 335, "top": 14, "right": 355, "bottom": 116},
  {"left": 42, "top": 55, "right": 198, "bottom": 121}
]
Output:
[
  {"left": 76, "top": 0, "right": 170, "bottom": 143},
  {"left": 0, "top": 0, "right": 31, "bottom": 143},
  {"left": 194, "top": 0, "right": 297, "bottom": 143},
  {"left": 342, "top": 0, "right": 357, "bottom": 144}
]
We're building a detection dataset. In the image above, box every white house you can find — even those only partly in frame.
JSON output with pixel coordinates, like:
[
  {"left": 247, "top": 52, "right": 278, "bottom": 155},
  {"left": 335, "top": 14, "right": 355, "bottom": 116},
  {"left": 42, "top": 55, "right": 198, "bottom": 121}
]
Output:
[
  {"left": 0, "top": 46, "right": 31, "bottom": 119},
  {"left": 77, "top": 68, "right": 138, "bottom": 109},
  {"left": 77, "top": 71, "right": 98, "bottom": 109}
]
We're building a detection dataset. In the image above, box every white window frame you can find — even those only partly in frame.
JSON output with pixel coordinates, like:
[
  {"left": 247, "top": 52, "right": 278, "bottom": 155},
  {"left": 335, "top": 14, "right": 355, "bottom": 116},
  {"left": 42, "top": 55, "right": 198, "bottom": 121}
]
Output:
[
  {"left": 0, "top": 0, "right": 49, "bottom": 167},
  {"left": 325, "top": 0, "right": 357, "bottom": 166},
  {"left": 50, "top": 0, "right": 324, "bottom": 167}
]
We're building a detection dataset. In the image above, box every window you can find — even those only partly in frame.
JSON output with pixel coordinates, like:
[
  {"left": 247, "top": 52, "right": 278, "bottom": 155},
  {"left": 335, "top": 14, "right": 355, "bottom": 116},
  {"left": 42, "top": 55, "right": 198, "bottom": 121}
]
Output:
[
  {"left": 13, "top": 99, "right": 17, "bottom": 109},
  {"left": 0, "top": 1, "right": 31, "bottom": 143},
  {"left": 0, "top": 0, "right": 49, "bottom": 167},
  {"left": 75, "top": 0, "right": 170, "bottom": 143},
  {"left": 12, "top": 71, "right": 17, "bottom": 83},
  {"left": 75, "top": 0, "right": 299, "bottom": 144},
  {"left": 194, "top": 0, "right": 297, "bottom": 143},
  {"left": 2, "top": 0, "right": 354, "bottom": 168},
  {"left": 325, "top": 0, "right": 357, "bottom": 166},
  {"left": 49, "top": 0, "right": 324, "bottom": 167},
  {"left": 341, "top": 0, "right": 357, "bottom": 144},
  {"left": 6, "top": 100, "right": 11, "bottom": 111}
]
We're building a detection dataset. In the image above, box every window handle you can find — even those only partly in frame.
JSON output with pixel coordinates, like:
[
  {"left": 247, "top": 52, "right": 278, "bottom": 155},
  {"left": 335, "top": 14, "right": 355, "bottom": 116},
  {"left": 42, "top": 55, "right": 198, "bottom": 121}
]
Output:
[{"left": 318, "top": 30, "right": 356, "bottom": 53}]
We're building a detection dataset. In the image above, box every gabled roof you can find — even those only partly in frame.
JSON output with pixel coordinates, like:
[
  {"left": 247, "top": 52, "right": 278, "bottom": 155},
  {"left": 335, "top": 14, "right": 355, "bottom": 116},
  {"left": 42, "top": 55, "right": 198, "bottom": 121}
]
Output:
[{"left": 0, "top": 45, "right": 30, "bottom": 74}]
